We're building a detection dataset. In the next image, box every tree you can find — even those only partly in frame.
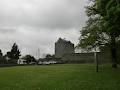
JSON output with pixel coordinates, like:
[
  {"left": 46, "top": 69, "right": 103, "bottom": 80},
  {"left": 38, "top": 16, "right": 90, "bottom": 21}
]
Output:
[
  {"left": 22, "top": 55, "right": 36, "bottom": 64},
  {"left": 0, "top": 49, "right": 3, "bottom": 58},
  {"left": 45, "top": 54, "right": 55, "bottom": 61},
  {"left": 46, "top": 54, "right": 52, "bottom": 59},
  {"left": 101, "top": 0, "right": 120, "bottom": 68},
  {"left": 78, "top": 0, "right": 120, "bottom": 68},
  {"left": 0, "top": 49, "right": 4, "bottom": 64},
  {"left": 7, "top": 43, "right": 21, "bottom": 63}
]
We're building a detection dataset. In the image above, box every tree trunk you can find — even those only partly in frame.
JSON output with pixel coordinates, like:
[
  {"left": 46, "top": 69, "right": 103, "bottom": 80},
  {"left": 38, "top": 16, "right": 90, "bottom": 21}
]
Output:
[{"left": 111, "top": 35, "right": 117, "bottom": 68}]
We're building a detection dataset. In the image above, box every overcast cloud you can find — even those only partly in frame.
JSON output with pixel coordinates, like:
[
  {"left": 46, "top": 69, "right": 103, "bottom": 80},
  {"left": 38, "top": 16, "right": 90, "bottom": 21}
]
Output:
[{"left": 0, "top": 0, "right": 88, "bottom": 58}]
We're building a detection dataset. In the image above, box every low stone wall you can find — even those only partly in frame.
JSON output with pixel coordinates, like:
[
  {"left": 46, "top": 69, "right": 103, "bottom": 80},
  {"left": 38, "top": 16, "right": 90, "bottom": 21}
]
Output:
[
  {"left": 62, "top": 53, "right": 95, "bottom": 63},
  {"left": 98, "top": 47, "right": 112, "bottom": 64},
  {"left": 99, "top": 45, "right": 120, "bottom": 63},
  {"left": 62, "top": 49, "right": 114, "bottom": 64}
]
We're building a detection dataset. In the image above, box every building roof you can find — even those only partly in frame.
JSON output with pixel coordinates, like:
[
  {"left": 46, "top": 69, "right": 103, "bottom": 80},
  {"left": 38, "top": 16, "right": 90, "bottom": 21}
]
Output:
[{"left": 56, "top": 38, "right": 74, "bottom": 45}]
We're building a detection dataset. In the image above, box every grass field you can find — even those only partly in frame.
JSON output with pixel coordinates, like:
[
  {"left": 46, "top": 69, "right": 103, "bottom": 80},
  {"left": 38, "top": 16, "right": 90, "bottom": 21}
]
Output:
[{"left": 0, "top": 64, "right": 120, "bottom": 90}]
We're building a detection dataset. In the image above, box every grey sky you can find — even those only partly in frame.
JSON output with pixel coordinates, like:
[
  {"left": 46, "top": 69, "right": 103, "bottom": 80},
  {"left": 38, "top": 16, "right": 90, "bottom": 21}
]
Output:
[{"left": 0, "top": 0, "right": 88, "bottom": 58}]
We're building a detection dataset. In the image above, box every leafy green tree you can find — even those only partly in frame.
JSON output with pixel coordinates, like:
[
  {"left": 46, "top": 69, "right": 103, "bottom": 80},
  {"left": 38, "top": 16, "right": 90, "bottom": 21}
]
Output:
[
  {"left": 0, "top": 49, "right": 3, "bottom": 58},
  {"left": 7, "top": 43, "right": 21, "bottom": 63},
  {"left": 46, "top": 54, "right": 52, "bottom": 59},
  {"left": 22, "top": 55, "right": 36, "bottom": 64},
  {"left": 45, "top": 54, "right": 56, "bottom": 61},
  {"left": 0, "top": 49, "right": 4, "bottom": 64},
  {"left": 78, "top": 0, "right": 120, "bottom": 68}
]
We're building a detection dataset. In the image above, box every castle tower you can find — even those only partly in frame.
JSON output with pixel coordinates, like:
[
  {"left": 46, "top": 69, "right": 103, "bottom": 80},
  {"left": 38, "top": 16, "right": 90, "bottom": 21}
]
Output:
[{"left": 55, "top": 38, "right": 74, "bottom": 58}]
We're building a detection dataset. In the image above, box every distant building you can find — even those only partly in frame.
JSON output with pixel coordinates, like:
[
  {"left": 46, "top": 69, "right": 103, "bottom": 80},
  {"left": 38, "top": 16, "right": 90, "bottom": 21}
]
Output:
[{"left": 55, "top": 38, "right": 74, "bottom": 58}]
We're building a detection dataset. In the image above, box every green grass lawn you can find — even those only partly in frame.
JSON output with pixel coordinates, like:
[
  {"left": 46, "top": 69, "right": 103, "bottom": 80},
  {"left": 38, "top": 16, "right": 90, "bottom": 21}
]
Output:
[{"left": 0, "top": 64, "right": 120, "bottom": 90}]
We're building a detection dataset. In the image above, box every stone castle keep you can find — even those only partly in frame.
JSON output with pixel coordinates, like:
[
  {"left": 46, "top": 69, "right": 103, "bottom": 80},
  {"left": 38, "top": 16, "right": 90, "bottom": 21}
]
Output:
[
  {"left": 55, "top": 38, "right": 120, "bottom": 63},
  {"left": 55, "top": 38, "right": 74, "bottom": 58}
]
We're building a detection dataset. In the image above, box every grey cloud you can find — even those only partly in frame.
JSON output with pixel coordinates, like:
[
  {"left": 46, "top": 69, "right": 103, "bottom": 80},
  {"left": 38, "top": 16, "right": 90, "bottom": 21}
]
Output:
[
  {"left": 0, "top": 27, "right": 16, "bottom": 34},
  {"left": 0, "top": 0, "right": 87, "bottom": 29}
]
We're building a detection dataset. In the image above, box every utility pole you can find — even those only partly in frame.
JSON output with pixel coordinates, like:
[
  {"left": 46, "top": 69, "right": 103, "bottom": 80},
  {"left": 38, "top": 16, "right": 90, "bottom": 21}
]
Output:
[
  {"left": 38, "top": 48, "right": 40, "bottom": 59},
  {"left": 94, "top": 47, "right": 99, "bottom": 72},
  {"left": 94, "top": 52, "right": 98, "bottom": 72}
]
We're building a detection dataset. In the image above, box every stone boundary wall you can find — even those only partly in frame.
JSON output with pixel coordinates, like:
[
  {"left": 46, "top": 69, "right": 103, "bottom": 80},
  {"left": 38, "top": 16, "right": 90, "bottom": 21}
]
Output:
[
  {"left": 99, "top": 45, "right": 120, "bottom": 64},
  {"left": 62, "top": 51, "right": 114, "bottom": 64},
  {"left": 62, "top": 53, "right": 95, "bottom": 63}
]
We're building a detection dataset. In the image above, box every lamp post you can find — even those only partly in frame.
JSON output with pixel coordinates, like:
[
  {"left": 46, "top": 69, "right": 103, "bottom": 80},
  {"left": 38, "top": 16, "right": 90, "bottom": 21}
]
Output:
[{"left": 94, "top": 48, "right": 100, "bottom": 72}]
